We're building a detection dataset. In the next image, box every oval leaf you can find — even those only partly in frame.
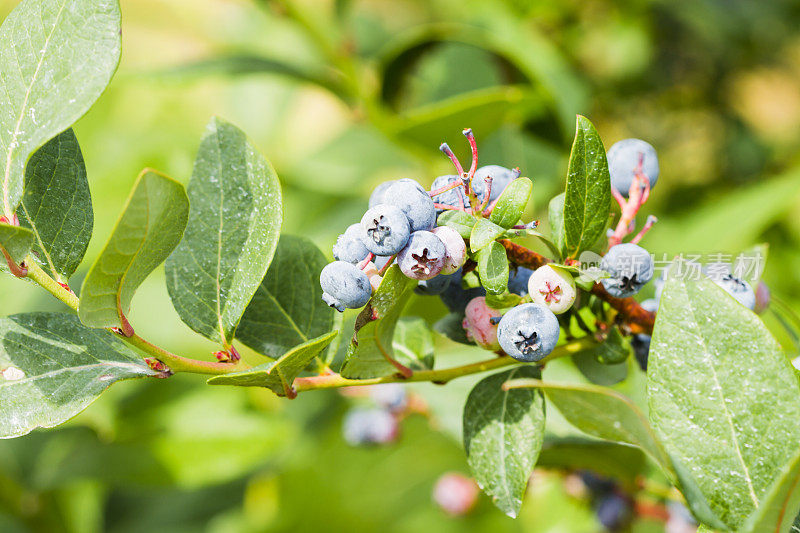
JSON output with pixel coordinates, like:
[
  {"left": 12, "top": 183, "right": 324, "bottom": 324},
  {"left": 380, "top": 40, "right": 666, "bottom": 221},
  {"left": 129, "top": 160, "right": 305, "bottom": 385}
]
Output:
[
  {"left": 437, "top": 210, "right": 478, "bottom": 239},
  {"left": 392, "top": 316, "right": 434, "bottom": 371},
  {"left": 548, "top": 192, "right": 566, "bottom": 259},
  {"left": 463, "top": 366, "right": 545, "bottom": 518},
  {"left": 0, "top": 312, "right": 155, "bottom": 438},
  {"left": 490, "top": 177, "right": 532, "bottom": 229},
  {"left": 562, "top": 116, "right": 610, "bottom": 258},
  {"left": 648, "top": 274, "right": 800, "bottom": 529},
  {"left": 165, "top": 117, "right": 282, "bottom": 347},
  {"left": 79, "top": 170, "right": 189, "bottom": 331},
  {"left": 0, "top": 0, "right": 121, "bottom": 216},
  {"left": 18, "top": 129, "right": 92, "bottom": 281},
  {"left": 235, "top": 235, "right": 333, "bottom": 359},
  {"left": 470, "top": 218, "right": 506, "bottom": 253},
  {"left": 0, "top": 223, "right": 34, "bottom": 265},
  {"left": 476, "top": 240, "right": 509, "bottom": 295}
]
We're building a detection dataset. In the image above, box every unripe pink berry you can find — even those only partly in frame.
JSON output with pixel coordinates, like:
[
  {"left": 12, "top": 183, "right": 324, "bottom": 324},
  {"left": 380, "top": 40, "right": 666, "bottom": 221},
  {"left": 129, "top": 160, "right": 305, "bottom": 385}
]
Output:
[
  {"left": 432, "top": 473, "right": 479, "bottom": 516},
  {"left": 432, "top": 226, "right": 467, "bottom": 275},
  {"left": 462, "top": 296, "right": 502, "bottom": 350},
  {"left": 528, "top": 265, "right": 577, "bottom": 315},
  {"left": 754, "top": 280, "right": 770, "bottom": 314}
]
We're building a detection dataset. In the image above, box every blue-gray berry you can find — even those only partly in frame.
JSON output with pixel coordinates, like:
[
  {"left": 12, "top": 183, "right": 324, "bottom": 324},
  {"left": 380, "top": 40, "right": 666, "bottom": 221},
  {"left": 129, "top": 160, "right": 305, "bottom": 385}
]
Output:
[
  {"left": 508, "top": 267, "right": 534, "bottom": 295},
  {"left": 431, "top": 174, "right": 468, "bottom": 212},
  {"left": 439, "top": 268, "right": 485, "bottom": 313},
  {"left": 360, "top": 204, "right": 411, "bottom": 256},
  {"left": 632, "top": 334, "right": 650, "bottom": 371},
  {"left": 397, "top": 231, "right": 446, "bottom": 280},
  {"left": 342, "top": 407, "right": 398, "bottom": 445},
  {"left": 607, "top": 138, "right": 659, "bottom": 197},
  {"left": 600, "top": 243, "right": 654, "bottom": 298},
  {"left": 640, "top": 298, "right": 658, "bottom": 314},
  {"left": 472, "top": 165, "right": 518, "bottom": 203},
  {"left": 332, "top": 223, "right": 369, "bottom": 264},
  {"left": 369, "top": 178, "right": 425, "bottom": 208},
  {"left": 320, "top": 261, "right": 372, "bottom": 312},
  {"left": 497, "top": 303, "right": 560, "bottom": 362},
  {"left": 710, "top": 273, "right": 756, "bottom": 310},
  {"left": 385, "top": 180, "right": 436, "bottom": 232}
]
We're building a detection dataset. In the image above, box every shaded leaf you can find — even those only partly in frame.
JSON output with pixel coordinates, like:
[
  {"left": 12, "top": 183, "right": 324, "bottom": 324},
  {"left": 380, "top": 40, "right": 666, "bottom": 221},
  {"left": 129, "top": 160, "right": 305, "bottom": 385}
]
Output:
[
  {"left": 538, "top": 438, "right": 648, "bottom": 491},
  {"left": 340, "top": 266, "right": 416, "bottom": 379},
  {"left": 463, "top": 366, "right": 545, "bottom": 518},
  {"left": 548, "top": 192, "right": 565, "bottom": 259},
  {"left": 79, "top": 170, "right": 189, "bottom": 330},
  {"left": 433, "top": 312, "right": 471, "bottom": 345},
  {"left": 490, "top": 177, "right": 532, "bottom": 229},
  {"left": 0, "top": 312, "right": 154, "bottom": 438},
  {"left": 235, "top": 235, "right": 333, "bottom": 359},
  {"left": 0, "top": 0, "right": 120, "bottom": 216},
  {"left": 740, "top": 446, "right": 800, "bottom": 533},
  {"left": 18, "top": 129, "right": 92, "bottom": 281},
  {"left": 648, "top": 274, "right": 800, "bottom": 529},
  {"left": 470, "top": 218, "right": 506, "bottom": 252},
  {"left": 165, "top": 117, "right": 282, "bottom": 347},
  {"left": 0, "top": 223, "right": 34, "bottom": 265},
  {"left": 207, "top": 332, "right": 337, "bottom": 397},
  {"left": 476, "top": 241, "right": 509, "bottom": 295},
  {"left": 392, "top": 317, "right": 434, "bottom": 371},
  {"left": 437, "top": 210, "right": 477, "bottom": 239},
  {"left": 562, "top": 116, "right": 611, "bottom": 258}
]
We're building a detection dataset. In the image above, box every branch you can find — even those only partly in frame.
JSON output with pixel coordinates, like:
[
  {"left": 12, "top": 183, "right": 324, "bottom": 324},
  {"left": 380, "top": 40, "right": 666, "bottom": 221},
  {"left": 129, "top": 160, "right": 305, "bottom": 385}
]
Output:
[{"left": 499, "top": 239, "right": 655, "bottom": 335}]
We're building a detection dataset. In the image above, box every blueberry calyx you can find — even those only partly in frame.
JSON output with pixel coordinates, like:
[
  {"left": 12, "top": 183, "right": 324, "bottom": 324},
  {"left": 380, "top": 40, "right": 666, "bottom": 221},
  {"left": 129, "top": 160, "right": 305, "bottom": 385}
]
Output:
[
  {"left": 514, "top": 331, "right": 540, "bottom": 355},
  {"left": 367, "top": 215, "right": 391, "bottom": 244}
]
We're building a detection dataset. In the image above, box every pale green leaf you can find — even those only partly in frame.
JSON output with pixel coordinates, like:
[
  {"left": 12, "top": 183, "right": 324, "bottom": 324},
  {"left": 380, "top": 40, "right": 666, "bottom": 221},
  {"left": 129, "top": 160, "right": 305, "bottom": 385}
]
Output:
[
  {"left": 79, "top": 170, "right": 189, "bottom": 330},
  {"left": 0, "top": 223, "right": 34, "bottom": 265},
  {"left": 165, "top": 117, "right": 282, "bottom": 346},
  {"left": 490, "top": 177, "right": 532, "bottom": 229},
  {"left": 740, "top": 446, "right": 800, "bottom": 533},
  {"left": 392, "top": 317, "right": 434, "bottom": 371},
  {"left": 470, "top": 218, "right": 506, "bottom": 252},
  {"left": 437, "top": 210, "right": 478, "bottom": 239},
  {"left": 476, "top": 240, "right": 509, "bottom": 295},
  {"left": 548, "top": 192, "right": 565, "bottom": 259}
]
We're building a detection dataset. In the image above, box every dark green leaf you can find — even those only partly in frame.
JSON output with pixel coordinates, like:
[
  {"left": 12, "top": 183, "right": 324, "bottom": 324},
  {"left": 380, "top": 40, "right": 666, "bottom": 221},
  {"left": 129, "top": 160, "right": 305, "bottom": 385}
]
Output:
[
  {"left": 562, "top": 116, "right": 611, "bottom": 258},
  {"left": 18, "top": 129, "right": 92, "bottom": 281},
  {"left": 740, "top": 447, "right": 800, "bottom": 533},
  {"left": 463, "top": 366, "right": 545, "bottom": 518},
  {"left": 392, "top": 317, "right": 434, "bottom": 371},
  {"left": 571, "top": 350, "right": 628, "bottom": 386},
  {"left": 538, "top": 438, "right": 647, "bottom": 491},
  {"left": 0, "top": 312, "right": 155, "bottom": 438},
  {"left": 470, "top": 218, "right": 506, "bottom": 252},
  {"left": 235, "top": 235, "right": 333, "bottom": 359},
  {"left": 437, "top": 210, "right": 478, "bottom": 239},
  {"left": 433, "top": 312, "right": 471, "bottom": 345},
  {"left": 0, "top": 0, "right": 121, "bottom": 216},
  {"left": 548, "top": 192, "right": 565, "bottom": 259},
  {"left": 340, "top": 266, "right": 416, "bottom": 379},
  {"left": 0, "top": 223, "right": 34, "bottom": 265},
  {"left": 490, "top": 177, "right": 532, "bottom": 229},
  {"left": 476, "top": 241, "right": 509, "bottom": 295},
  {"left": 165, "top": 117, "right": 282, "bottom": 347},
  {"left": 207, "top": 331, "right": 337, "bottom": 396},
  {"left": 648, "top": 274, "right": 800, "bottom": 529},
  {"left": 79, "top": 170, "right": 189, "bottom": 330}
]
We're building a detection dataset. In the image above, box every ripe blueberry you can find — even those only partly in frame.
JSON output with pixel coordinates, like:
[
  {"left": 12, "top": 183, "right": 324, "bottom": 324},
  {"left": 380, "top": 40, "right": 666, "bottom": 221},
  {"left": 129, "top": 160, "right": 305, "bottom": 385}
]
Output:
[
  {"left": 508, "top": 266, "right": 533, "bottom": 296},
  {"left": 527, "top": 264, "right": 577, "bottom": 315},
  {"left": 320, "top": 261, "right": 372, "bottom": 312},
  {"left": 397, "top": 231, "right": 447, "bottom": 280},
  {"left": 632, "top": 334, "right": 651, "bottom": 371},
  {"left": 709, "top": 272, "right": 756, "bottom": 310},
  {"left": 607, "top": 138, "right": 659, "bottom": 197},
  {"left": 472, "top": 165, "right": 518, "bottom": 203},
  {"left": 431, "top": 174, "right": 468, "bottom": 212},
  {"left": 600, "top": 243, "right": 654, "bottom": 298},
  {"left": 369, "top": 383, "right": 407, "bottom": 412},
  {"left": 595, "top": 493, "right": 632, "bottom": 531},
  {"left": 497, "top": 303, "right": 560, "bottom": 362},
  {"left": 369, "top": 178, "right": 425, "bottom": 208},
  {"left": 431, "top": 226, "right": 467, "bottom": 275},
  {"left": 439, "top": 268, "right": 485, "bottom": 313},
  {"left": 462, "top": 296, "right": 502, "bottom": 350},
  {"left": 332, "top": 223, "right": 369, "bottom": 264},
  {"left": 360, "top": 204, "right": 411, "bottom": 256},
  {"left": 342, "top": 407, "right": 399, "bottom": 446},
  {"left": 385, "top": 180, "right": 437, "bottom": 232}
]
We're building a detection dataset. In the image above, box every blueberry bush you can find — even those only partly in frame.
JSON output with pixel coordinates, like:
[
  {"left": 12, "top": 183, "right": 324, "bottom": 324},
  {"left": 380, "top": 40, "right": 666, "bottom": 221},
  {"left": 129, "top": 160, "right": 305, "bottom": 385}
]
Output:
[{"left": 2, "top": 0, "right": 800, "bottom": 531}]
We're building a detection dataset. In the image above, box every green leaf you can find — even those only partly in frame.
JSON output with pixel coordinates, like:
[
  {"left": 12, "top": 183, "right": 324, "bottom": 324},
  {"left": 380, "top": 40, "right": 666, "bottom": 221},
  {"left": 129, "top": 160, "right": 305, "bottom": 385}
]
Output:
[
  {"left": 463, "top": 366, "right": 545, "bottom": 518},
  {"left": 17, "top": 129, "right": 92, "bottom": 281},
  {"left": 504, "top": 378, "right": 672, "bottom": 476},
  {"left": 538, "top": 439, "right": 648, "bottom": 491},
  {"left": 392, "top": 317, "right": 434, "bottom": 371},
  {"left": 490, "top": 177, "right": 532, "bottom": 229},
  {"left": 207, "top": 331, "right": 337, "bottom": 397},
  {"left": 0, "top": 0, "right": 121, "bottom": 216},
  {"left": 648, "top": 274, "right": 800, "bottom": 529},
  {"left": 571, "top": 349, "right": 628, "bottom": 386},
  {"left": 0, "top": 312, "right": 155, "bottom": 438},
  {"left": 340, "top": 266, "right": 417, "bottom": 379},
  {"left": 470, "top": 218, "right": 506, "bottom": 252},
  {"left": 437, "top": 210, "right": 478, "bottom": 239},
  {"left": 79, "top": 170, "right": 189, "bottom": 331},
  {"left": 548, "top": 192, "right": 565, "bottom": 259},
  {"left": 433, "top": 312, "right": 471, "bottom": 345},
  {"left": 485, "top": 291, "right": 522, "bottom": 310},
  {"left": 561, "top": 116, "right": 611, "bottom": 258},
  {"left": 235, "top": 235, "right": 333, "bottom": 359},
  {"left": 165, "top": 117, "right": 282, "bottom": 347},
  {"left": 0, "top": 223, "right": 34, "bottom": 265},
  {"left": 740, "top": 447, "right": 800, "bottom": 533},
  {"left": 476, "top": 241, "right": 509, "bottom": 295}
]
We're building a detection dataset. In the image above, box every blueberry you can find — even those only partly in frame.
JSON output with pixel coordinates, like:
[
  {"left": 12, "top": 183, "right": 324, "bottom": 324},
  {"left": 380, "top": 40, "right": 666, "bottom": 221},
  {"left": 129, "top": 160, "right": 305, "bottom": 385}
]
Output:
[
  {"left": 369, "top": 178, "right": 425, "bottom": 208},
  {"left": 497, "top": 303, "right": 560, "bottom": 362},
  {"left": 432, "top": 473, "right": 479, "bottom": 517},
  {"left": 439, "top": 268, "right": 485, "bottom": 313},
  {"left": 369, "top": 383, "right": 407, "bottom": 412},
  {"left": 632, "top": 334, "right": 650, "bottom": 371},
  {"left": 528, "top": 265, "right": 577, "bottom": 315},
  {"left": 472, "top": 165, "right": 518, "bottom": 203},
  {"left": 462, "top": 296, "right": 502, "bottom": 350},
  {"left": 360, "top": 204, "right": 411, "bottom": 256},
  {"left": 508, "top": 267, "right": 533, "bottom": 296},
  {"left": 397, "top": 231, "right": 447, "bottom": 280},
  {"left": 320, "top": 261, "right": 373, "bottom": 312},
  {"left": 385, "top": 180, "right": 436, "bottom": 232},
  {"left": 578, "top": 471, "right": 617, "bottom": 495},
  {"left": 332, "top": 223, "right": 369, "bottom": 264},
  {"left": 431, "top": 226, "right": 467, "bottom": 275},
  {"left": 594, "top": 493, "right": 632, "bottom": 531},
  {"left": 431, "top": 174, "right": 468, "bottom": 212},
  {"left": 600, "top": 243, "right": 654, "bottom": 298},
  {"left": 754, "top": 281, "right": 770, "bottom": 314},
  {"left": 342, "top": 407, "right": 399, "bottom": 446},
  {"left": 711, "top": 274, "right": 756, "bottom": 310},
  {"left": 607, "top": 138, "right": 659, "bottom": 198},
  {"left": 415, "top": 273, "right": 452, "bottom": 295},
  {"left": 640, "top": 298, "right": 658, "bottom": 313}
]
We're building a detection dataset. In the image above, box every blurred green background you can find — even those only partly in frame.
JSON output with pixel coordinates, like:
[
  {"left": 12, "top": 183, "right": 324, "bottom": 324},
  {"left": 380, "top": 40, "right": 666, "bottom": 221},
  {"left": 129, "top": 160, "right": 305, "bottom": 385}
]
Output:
[{"left": 2, "top": 0, "right": 800, "bottom": 531}]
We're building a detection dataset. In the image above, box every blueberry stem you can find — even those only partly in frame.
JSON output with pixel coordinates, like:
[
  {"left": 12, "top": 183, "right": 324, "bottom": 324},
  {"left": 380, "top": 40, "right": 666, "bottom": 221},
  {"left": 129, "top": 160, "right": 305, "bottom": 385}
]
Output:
[
  {"left": 377, "top": 254, "right": 396, "bottom": 276},
  {"left": 463, "top": 128, "right": 478, "bottom": 180},
  {"left": 478, "top": 176, "right": 493, "bottom": 212},
  {"left": 630, "top": 215, "right": 658, "bottom": 244},
  {"left": 433, "top": 202, "right": 467, "bottom": 212},
  {"left": 608, "top": 155, "right": 652, "bottom": 247},
  {"left": 428, "top": 180, "right": 463, "bottom": 197},
  {"left": 439, "top": 143, "right": 464, "bottom": 176}
]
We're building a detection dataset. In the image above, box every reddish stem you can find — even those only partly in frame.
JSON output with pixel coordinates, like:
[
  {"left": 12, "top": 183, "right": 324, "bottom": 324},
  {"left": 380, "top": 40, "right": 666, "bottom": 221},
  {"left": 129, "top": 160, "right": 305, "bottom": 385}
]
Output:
[
  {"left": 439, "top": 143, "right": 464, "bottom": 176},
  {"left": 479, "top": 176, "right": 493, "bottom": 212},
  {"left": 428, "top": 180, "right": 463, "bottom": 197},
  {"left": 377, "top": 254, "right": 396, "bottom": 276},
  {"left": 434, "top": 202, "right": 466, "bottom": 212},
  {"left": 463, "top": 128, "right": 478, "bottom": 180},
  {"left": 630, "top": 215, "right": 658, "bottom": 244}
]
